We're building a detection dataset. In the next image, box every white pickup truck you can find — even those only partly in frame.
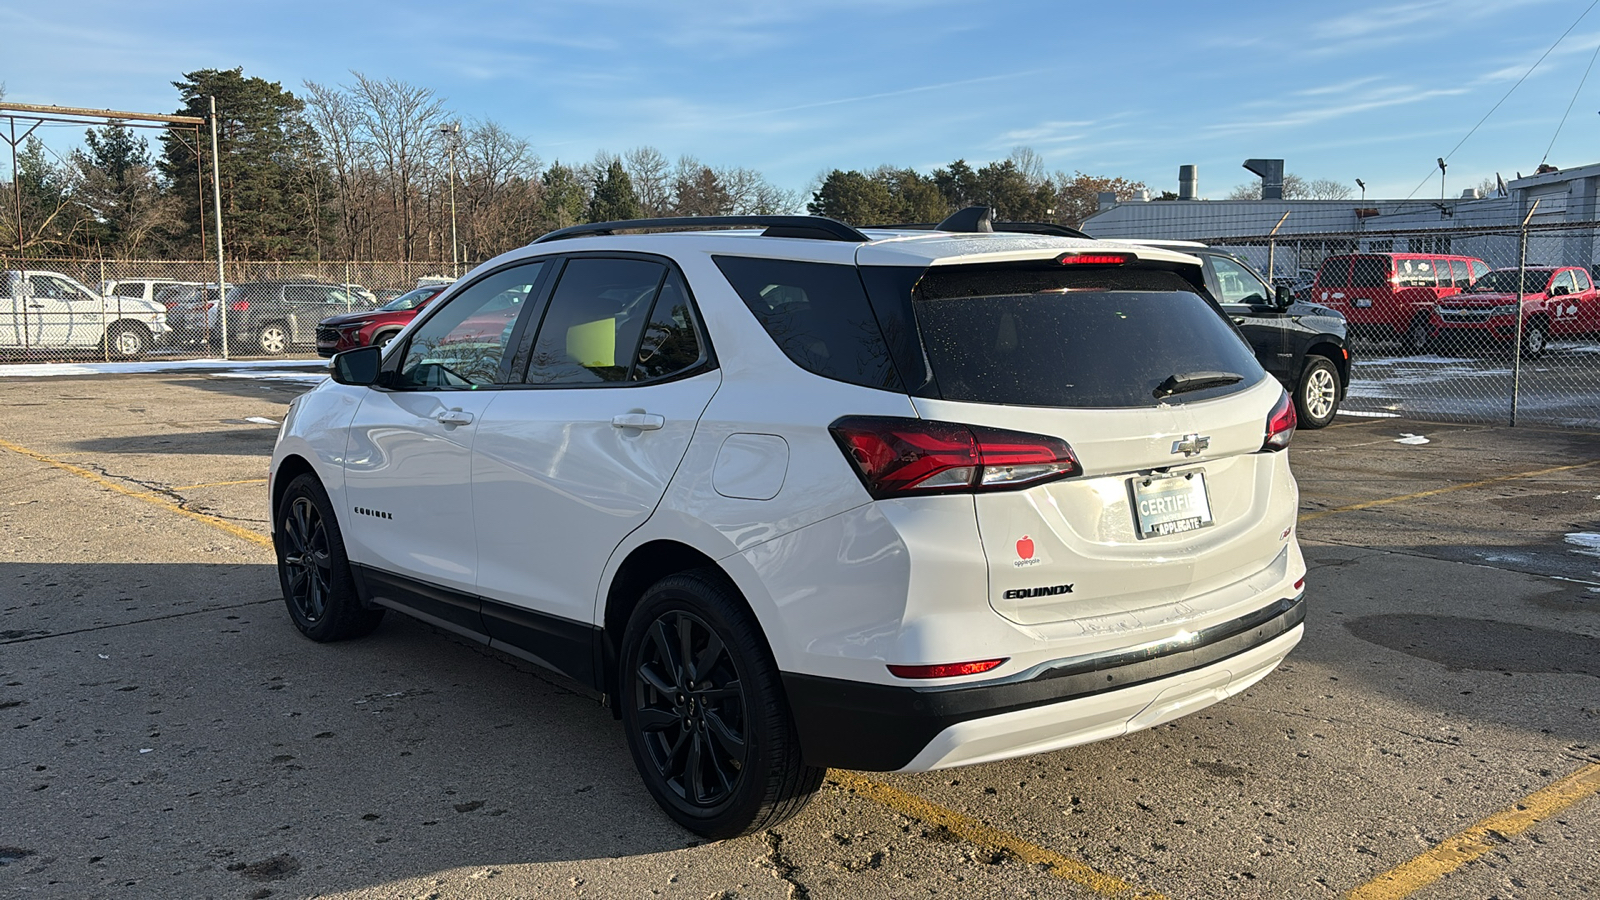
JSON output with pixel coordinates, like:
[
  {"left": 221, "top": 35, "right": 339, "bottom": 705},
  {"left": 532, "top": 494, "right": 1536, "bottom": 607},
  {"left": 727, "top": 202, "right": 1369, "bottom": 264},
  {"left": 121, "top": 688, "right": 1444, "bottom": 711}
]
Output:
[{"left": 1, "top": 270, "right": 170, "bottom": 357}]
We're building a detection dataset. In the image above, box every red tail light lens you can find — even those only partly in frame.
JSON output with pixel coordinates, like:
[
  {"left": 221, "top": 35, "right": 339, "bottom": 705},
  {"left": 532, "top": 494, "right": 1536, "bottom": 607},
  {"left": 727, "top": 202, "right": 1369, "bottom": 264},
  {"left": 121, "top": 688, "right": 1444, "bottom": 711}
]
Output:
[
  {"left": 230, "top": 300, "right": 249, "bottom": 311},
  {"left": 1263, "top": 391, "right": 1296, "bottom": 451},
  {"left": 830, "top": 416, "right": 1081, "bottom": 499},
  {"left": 888, "top": 658, "right": 1007, "bottom": 679},
  {"left": 1058, "top": 252, "right": 1131, "bottom": 265}
]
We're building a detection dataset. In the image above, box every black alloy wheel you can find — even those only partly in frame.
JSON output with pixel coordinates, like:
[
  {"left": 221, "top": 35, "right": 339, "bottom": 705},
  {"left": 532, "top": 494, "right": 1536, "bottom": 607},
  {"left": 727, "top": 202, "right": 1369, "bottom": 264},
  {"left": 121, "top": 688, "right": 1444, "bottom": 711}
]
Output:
[
  {"left": 634, "top": 609, "right": 748, "bottom": 808},
  {"left": 1403, "top": 315, "right": 1431, "bottom": 353},
  {"left": 274, "top": 473, "right": 383, "bottom": 641},
  {"left": 619, "top": 570, "right": 822, "bottom": 838}
]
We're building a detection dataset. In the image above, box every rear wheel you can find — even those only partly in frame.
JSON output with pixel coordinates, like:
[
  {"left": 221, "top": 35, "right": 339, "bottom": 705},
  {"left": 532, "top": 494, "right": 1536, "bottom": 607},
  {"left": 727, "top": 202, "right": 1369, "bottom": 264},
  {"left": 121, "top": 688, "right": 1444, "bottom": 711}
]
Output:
[
  {"left": 257, "top": 322, "right": 289, "bottom": 356},
  {"left": 619, "top": 570, "right": 822, "bottom": 839},
  {"left": 274, "top": 473, "right": 383, "bottom": 641},
  {"left": 104, "top": 323, "right": 150, "bottom": 359},
  {"left": 1294, "top": 355, "right": 1340, "bottom": 429}
]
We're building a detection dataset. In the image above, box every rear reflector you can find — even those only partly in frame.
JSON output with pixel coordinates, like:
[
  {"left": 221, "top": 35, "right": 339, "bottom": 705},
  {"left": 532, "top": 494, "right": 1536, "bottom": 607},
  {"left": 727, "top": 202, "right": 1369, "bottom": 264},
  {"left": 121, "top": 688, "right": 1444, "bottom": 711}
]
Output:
[
  {"left": 887, "top": 658, "right": 1007, "bottom": 679},
  {"left": 830, "top": 416, "right": 1080, "bottom": 500},
  {"left": 1058, "top": 252, "right": 1131, "bottom": 265},
  {"left": 1263, "top": 390, "right": 1296, "bottom": 451},
  {"left": 1294, "top": 577, "right": 1305, "bottom": 590}
]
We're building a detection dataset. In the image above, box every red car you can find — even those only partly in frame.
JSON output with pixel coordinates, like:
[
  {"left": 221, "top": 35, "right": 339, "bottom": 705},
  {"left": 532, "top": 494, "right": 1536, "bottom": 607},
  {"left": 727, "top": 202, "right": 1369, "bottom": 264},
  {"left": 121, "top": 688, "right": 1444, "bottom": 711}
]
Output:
[
  {"left": 1309, "top": 252, "right": 1489, "bottom": 350},
  {"left": 316, "top": 285, "right": 447, "bottom": 357},
  {"left": 1428, "top": 266, "right": 1599, "bottom": 357}
]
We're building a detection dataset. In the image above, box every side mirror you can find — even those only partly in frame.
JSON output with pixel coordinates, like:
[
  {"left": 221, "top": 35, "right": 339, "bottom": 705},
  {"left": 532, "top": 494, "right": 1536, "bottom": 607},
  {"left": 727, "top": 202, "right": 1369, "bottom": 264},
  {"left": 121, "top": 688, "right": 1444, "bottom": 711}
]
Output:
[
  {"left": 1275, "top": 285, "right": 1292, "bottom": 309},
  {"left": 329, "top": 345, "right": 383, "bottom": 386}
]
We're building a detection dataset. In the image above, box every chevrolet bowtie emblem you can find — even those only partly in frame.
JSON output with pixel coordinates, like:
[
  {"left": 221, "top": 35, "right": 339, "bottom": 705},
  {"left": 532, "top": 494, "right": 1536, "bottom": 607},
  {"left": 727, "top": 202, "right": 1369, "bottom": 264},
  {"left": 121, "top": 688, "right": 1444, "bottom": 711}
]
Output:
[{"left": 1171, "top": 433, "right": 1210, "bottom": 457}]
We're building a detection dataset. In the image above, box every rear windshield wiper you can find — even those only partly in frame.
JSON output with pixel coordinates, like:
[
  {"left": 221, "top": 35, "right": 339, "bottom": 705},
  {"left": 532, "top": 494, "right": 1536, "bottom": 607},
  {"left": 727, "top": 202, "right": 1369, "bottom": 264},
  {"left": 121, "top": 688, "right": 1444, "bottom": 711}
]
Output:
[{"left": 1154, "top": 371, "right": 1243, "bottom": 398}]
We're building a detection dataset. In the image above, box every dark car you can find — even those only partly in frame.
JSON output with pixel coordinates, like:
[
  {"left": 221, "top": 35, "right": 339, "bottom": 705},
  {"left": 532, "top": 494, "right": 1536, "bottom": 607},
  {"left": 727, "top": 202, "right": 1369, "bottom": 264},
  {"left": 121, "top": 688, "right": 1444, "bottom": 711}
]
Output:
[
  {"left": 1116, "top": 241, "right": 1352, "bottom": 428},
  {"left": 219, "top": 281, "right": 380, "bottom": 356},
  {"left": 316, "top": 285, "right": 447, "bottom": 357}
]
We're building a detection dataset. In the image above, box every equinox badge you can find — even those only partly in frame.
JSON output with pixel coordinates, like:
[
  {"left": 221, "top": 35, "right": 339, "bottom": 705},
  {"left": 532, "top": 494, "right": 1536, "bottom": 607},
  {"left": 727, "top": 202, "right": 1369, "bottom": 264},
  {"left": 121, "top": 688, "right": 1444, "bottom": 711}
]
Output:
[{"left": 1171, "top": 433, "right": 1210, "bottom": 457}]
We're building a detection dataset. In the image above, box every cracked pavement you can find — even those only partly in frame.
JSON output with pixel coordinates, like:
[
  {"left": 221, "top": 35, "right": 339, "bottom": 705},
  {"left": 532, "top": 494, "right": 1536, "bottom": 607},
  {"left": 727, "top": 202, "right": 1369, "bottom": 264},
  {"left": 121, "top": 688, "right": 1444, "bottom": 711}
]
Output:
[{"left": 1, "top": 372, "right": 1597, "bottom": 899}]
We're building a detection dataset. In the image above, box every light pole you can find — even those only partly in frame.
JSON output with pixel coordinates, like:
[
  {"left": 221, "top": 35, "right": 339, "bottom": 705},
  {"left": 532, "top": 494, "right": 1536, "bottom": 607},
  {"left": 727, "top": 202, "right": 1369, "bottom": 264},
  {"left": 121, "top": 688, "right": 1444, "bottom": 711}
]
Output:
[
  {"left": 1437, "top": 157, "right": 1448, "bottom": 201},
  {"left": 1355, "top": 178, "right": 1366, "bottom": 203},
  {"left": 439, "top": 122, "right": 460, "bottom": 277}
]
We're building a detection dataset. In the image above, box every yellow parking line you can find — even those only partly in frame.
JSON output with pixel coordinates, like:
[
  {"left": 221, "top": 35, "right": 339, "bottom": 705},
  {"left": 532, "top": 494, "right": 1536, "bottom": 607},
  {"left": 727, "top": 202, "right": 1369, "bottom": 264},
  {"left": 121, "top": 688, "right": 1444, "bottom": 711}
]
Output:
[
  {"left": 1346, "top": 761, "right": 1600, "bottom": 900},
  {"left": 0, "top": 437, "right": 273, "bottom": 550},
  {"left": 830, "top": 771, "right": 1167, "bottom": 899},
  {"left": 173, "top": 477, "right": 268, "bottom": 490},
  {"left": 1299, "top": 459, "right": 1600, "bottom": 522}
]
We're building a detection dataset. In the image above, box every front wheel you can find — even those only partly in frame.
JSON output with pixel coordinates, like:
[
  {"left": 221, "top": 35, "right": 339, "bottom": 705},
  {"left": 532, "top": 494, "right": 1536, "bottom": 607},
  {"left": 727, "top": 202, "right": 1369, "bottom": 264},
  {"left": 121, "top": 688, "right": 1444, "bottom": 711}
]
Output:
[
  {"left": 1402, "top": 315, "right": 1431, "bottom": 353},
  {"left": 619, "top": 570, "right": 822, "bottom": 839},
  {"left": 1519, "top": 319, "right": 1548, "bottom": 359},
  {"left": 274, "top": 473, "right": 383, "bottom": 641},
  {"left": 105, "top": 323, "right": 150, "bottom": 359},
  {"left": 1294, "top": 355, "right": 1341, "bottom": 429}
]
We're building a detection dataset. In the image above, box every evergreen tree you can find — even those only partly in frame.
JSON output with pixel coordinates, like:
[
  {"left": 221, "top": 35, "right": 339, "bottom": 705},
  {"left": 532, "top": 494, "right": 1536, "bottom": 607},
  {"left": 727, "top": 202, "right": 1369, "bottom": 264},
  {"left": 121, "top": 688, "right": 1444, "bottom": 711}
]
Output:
[
  {"left": 539, "top": 162, "right": 589, "bottom": 231},
  {"left": 159, "top": 67, "right": 328, "bottom": 259},
  {"left": 73, "top": 123, "right": 159, "bottom": 254},
  {"left": 588, "top": 159, "right": 641, "bottom": 222},
  {"left": 808, "top": 170, "right": 895, "bottom": 224}
]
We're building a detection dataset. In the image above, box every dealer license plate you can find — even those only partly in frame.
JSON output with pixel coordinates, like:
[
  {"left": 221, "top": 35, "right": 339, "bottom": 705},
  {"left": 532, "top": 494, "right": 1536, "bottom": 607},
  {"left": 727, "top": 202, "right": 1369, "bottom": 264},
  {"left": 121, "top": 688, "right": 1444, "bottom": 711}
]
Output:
[{"left": 1131, "top": 470, "right": 1214, "bottom": 539}]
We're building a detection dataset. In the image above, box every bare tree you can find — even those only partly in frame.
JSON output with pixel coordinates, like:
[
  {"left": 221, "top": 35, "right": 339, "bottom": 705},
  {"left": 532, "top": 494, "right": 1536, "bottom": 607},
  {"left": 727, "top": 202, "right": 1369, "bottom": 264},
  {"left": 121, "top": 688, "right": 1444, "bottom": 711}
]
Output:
[
  {"left": 623, "top": 146, "right": 673, "bottom": 217},
  {"left": 304, "top": 80, "right": 374, "bottom": 259},
  {"left": 350, "top": 73, "right": 446, "bottom": 261},
  {"left": 1305, "top": 178, "right": 1353, "bottom": 200}
]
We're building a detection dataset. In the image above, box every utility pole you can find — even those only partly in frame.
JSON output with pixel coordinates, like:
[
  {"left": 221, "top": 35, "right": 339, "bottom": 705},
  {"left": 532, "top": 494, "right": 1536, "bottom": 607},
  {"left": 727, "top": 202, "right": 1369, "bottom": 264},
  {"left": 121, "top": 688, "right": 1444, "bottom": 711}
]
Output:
[
  {"left": 210, "top": 96, "right": 229, "bottom": 359},
  {"left": 439, "top": 122, "right": 460, "bottom": 278}
]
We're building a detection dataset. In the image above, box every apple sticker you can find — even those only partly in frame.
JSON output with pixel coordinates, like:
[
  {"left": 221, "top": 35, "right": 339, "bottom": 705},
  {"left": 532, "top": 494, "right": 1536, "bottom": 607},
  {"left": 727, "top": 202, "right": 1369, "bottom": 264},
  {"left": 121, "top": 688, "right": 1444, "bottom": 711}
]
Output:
[{"left": 1016, "top": 535, "right": 1034, "bottom": 560}]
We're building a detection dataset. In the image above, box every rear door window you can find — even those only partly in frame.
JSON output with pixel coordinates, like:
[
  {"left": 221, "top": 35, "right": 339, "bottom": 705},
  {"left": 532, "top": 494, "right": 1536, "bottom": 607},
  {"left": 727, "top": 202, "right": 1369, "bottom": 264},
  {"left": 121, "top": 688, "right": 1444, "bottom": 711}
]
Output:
[
  {"left": 1210, "top": 255, "right": 1271, "bottom": 305},
  {"left": 909, "top": 266, "right": 1263, "bottom": 409},
  {"left": 1317, "top": 257, "right": 1351, "bottom": 288}
]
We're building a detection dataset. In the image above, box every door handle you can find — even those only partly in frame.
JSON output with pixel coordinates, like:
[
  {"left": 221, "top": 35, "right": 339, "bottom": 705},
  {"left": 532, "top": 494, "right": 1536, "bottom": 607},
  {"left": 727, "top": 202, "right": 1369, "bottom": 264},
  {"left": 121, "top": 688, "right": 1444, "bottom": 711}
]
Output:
[
  {"left": 27, "top": 303, "right": 45, "bottom": 309},
  {"left": 612, "top": 413, "right": 665, "bottom": 431},
  {"left": 435, "top": 409, "right": 475, "bottom": 426}
]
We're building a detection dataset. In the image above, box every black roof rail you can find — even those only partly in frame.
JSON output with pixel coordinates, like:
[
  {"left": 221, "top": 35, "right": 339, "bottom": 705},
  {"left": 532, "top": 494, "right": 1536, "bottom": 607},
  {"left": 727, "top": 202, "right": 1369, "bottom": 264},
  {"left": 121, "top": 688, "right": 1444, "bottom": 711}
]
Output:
[
  {"left": 867, "top": 205, "right": 1093, "bottom": 240},
  {"left": 531, "top": 215, "right": 869, "bottom": 244}
]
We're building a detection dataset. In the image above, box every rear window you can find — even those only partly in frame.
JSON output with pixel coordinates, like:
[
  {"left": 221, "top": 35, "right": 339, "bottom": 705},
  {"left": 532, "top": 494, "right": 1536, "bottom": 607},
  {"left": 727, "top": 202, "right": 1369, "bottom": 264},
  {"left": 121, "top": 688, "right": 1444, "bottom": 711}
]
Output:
[
  {"left": 910, "top": 267, "right": 1264, "bottom": 409},
  {"left": 714, "top": 256, "right": 902, "bottom": 392},
  {"left": 1351, "top": 256, "right": 1390, "bottom": 288},
  {"left": 1317, "top": 257, "right": 1350, "bottom": 288}
]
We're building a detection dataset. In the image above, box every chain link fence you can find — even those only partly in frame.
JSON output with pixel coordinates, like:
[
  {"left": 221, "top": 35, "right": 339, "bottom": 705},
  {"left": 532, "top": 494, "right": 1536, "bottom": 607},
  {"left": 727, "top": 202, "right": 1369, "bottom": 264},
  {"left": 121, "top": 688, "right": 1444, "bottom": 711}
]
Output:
[
  {"left": 0, "top": 256, "right": 458, "bottom": 362},
  {"left": 1084, "top": 197, "right": 1600, "bottom": 429}
]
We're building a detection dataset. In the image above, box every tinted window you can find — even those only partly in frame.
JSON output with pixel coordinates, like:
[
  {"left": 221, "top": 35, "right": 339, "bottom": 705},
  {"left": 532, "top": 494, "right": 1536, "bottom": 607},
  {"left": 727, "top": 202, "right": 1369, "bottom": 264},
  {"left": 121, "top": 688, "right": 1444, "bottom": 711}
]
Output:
[
  {"left": 1469, "top": 260, "right": 1491, "bottom": 281},
  {"left": 714, "top": 256, "right": 901, "bottom": 391},
  {"left": 1210, "top": 255, "right": 1270, "bottom": 305},
  {"left": 1351, "top": 256, "right": 1390, "bottom": 288},
  {"left": 1317, "top": 257, "right": 1350, "bottom": 288},
  {"left": 1575, "top": 269, "right": 1594, "bottom": 291},
  {"left": 397, "top": 262, "right": 543, "bottom": 388},
  {"left": 912, "top": 267, "right": 1263, "bottom": 409},
  {"left": 113, "top": 282, "right": 145, "bottom": 298},
  {"left": 1448, "top": 260, "right": 1469, "bottom": 288},
  {"left": 632, "top": 270, "right": 705, "bottom": 382},
  {"left": 525, "top": 258, "right": 665, "bottom": 385},
  {"left": 380, "top": 287, "right": 440, "bottom": 311},
  {"left": 1468, "top": 270, "right": 1552, "bottom": 294},
  {"left": 284, "top": 285, "right": 323, "bottom": 304}
]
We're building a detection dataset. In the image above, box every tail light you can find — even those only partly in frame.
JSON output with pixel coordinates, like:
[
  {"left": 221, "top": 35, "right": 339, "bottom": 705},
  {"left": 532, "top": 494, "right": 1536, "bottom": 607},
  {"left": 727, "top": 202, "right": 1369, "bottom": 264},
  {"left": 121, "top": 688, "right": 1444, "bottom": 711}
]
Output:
[
  {"left": 230, "top": 300, "right": 249, "bottom": 311},
  {"left": 829, "top": 416, "right": 1081, "bottom": 500},
  {"left": 888, "top": 658, "right": 1007, "bottom": 679},
  {"left": 1057, "top": 252, "right": 1131, "bottom": 266},
  {"left": 1263, "top": 391, "right": 1296, "bottom": 451}
]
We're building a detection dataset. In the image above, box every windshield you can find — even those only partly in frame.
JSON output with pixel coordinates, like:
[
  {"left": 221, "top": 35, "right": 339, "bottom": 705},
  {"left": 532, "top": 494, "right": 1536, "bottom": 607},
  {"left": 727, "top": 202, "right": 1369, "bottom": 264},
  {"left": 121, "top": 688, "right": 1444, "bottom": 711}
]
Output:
[
  {"left": 1468, "top": 270, "right": 1552, "bottom": 294},
  {"left": 380, "top": 286, "right": 440, "bottom": 311}
]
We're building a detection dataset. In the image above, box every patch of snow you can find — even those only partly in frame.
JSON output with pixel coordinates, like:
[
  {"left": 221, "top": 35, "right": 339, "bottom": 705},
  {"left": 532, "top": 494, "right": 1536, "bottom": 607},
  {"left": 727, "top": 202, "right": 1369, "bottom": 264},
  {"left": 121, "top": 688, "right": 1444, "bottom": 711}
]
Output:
[
  {"left": 244, "top": 416, "right": 279, "bottom": 425},
  {"left": 1337, "top": 409, "right": 1401, "bottom": 418},
  {"left": 1566, "top": 533, "right": 1600, "bottom": 558},
  {"left": 1394, "top": 433, "right": 1430, "bottom": 445},
  {"left": 0, "top": 358, "right": 325, "bottom": 378}
]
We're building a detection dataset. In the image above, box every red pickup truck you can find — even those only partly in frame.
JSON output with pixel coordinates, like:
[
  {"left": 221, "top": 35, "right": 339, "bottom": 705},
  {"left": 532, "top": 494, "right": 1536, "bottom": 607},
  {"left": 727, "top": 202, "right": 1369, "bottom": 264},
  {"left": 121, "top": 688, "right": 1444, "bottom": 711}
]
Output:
[{"left": 1428, "top": 266, "right": 1599, "bottom": 357}]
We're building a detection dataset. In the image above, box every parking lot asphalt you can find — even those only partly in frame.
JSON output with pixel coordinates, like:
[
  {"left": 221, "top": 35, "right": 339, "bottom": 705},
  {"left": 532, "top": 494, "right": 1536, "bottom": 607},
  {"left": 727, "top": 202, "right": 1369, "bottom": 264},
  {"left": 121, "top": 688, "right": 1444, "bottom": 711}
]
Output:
[{"left": 2, "top": 370, "right": 1597, "bottom": 899}]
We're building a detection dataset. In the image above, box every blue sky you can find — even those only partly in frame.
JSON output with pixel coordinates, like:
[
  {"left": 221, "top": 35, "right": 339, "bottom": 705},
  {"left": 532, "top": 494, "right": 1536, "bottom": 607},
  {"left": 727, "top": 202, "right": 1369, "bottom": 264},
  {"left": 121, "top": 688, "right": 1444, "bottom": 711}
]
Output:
[{"left": 3, "top": 0, "right": 1599, "bottom": 201}]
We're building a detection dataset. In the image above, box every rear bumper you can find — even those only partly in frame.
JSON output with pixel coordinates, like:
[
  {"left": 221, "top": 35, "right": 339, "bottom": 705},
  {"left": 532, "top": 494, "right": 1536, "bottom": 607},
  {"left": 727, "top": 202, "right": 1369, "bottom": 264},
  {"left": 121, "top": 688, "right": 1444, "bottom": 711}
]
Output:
[{"left": 782, "top": 592, "right": 1305, "bottom": 771}]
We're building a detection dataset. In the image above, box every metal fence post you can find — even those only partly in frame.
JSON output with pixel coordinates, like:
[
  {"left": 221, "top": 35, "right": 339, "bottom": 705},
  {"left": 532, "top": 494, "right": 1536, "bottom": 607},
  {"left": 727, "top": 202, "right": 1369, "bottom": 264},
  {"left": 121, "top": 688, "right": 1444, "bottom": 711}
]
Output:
[
  {"left": 101, "top": 259, "right": 110, "bottom": 362},
  {"left": 209, "top": 96, "right": 228, "bottom": 360},
  {"left": 1509, "top": 200, "right": 1540, "bottom": 427}
]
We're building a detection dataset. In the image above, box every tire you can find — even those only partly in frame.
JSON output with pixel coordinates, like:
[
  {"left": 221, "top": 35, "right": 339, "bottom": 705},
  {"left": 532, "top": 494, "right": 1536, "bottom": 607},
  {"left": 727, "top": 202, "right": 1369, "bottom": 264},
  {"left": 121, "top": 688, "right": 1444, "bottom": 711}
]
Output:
[
  {"left": 1519, "top": 319, "right": 1548, "bottom": 359},
  {"left": 274, "top": 473, "right": 383, "bottom": 642},
  {"left": 105, "top": 323, "right": 150, "bottom": 359},
  {"left": 257, "top": 322, "right": 290, "bottom": 356},
  {"left": 619, "top": 569, "right": 823, "bottom": 839},
  {"left": 1294, "top": 355, "right": 1341, "bottom": 429},
  {"left": 1401, "top": 315, "right": 1431, "bottom": 353}
]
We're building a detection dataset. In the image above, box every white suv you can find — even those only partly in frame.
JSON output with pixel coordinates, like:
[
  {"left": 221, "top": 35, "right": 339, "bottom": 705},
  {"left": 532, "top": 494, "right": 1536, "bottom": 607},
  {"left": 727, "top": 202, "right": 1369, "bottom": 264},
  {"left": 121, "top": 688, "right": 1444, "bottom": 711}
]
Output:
[
  {"left": 3, "top": 270, "right": 169, "bottom": 357},
  {"left": 269, "top": 210, "right": 1306, "bottom": 838}
]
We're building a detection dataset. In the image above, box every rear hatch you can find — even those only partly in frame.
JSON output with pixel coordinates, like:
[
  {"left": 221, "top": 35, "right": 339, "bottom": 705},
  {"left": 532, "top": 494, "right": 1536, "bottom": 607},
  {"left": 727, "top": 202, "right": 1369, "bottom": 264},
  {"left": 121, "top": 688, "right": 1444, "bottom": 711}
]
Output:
[{"left": 869, "top": 257, "right": 1296, "bottom": 627}]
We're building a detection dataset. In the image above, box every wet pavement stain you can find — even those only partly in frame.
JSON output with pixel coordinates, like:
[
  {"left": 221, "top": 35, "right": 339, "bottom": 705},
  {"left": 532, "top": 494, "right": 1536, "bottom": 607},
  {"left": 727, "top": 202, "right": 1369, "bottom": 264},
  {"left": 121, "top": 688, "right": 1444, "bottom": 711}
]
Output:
[{"left": 1346, "top": 614, "right": 1599, "bottom": 675}]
